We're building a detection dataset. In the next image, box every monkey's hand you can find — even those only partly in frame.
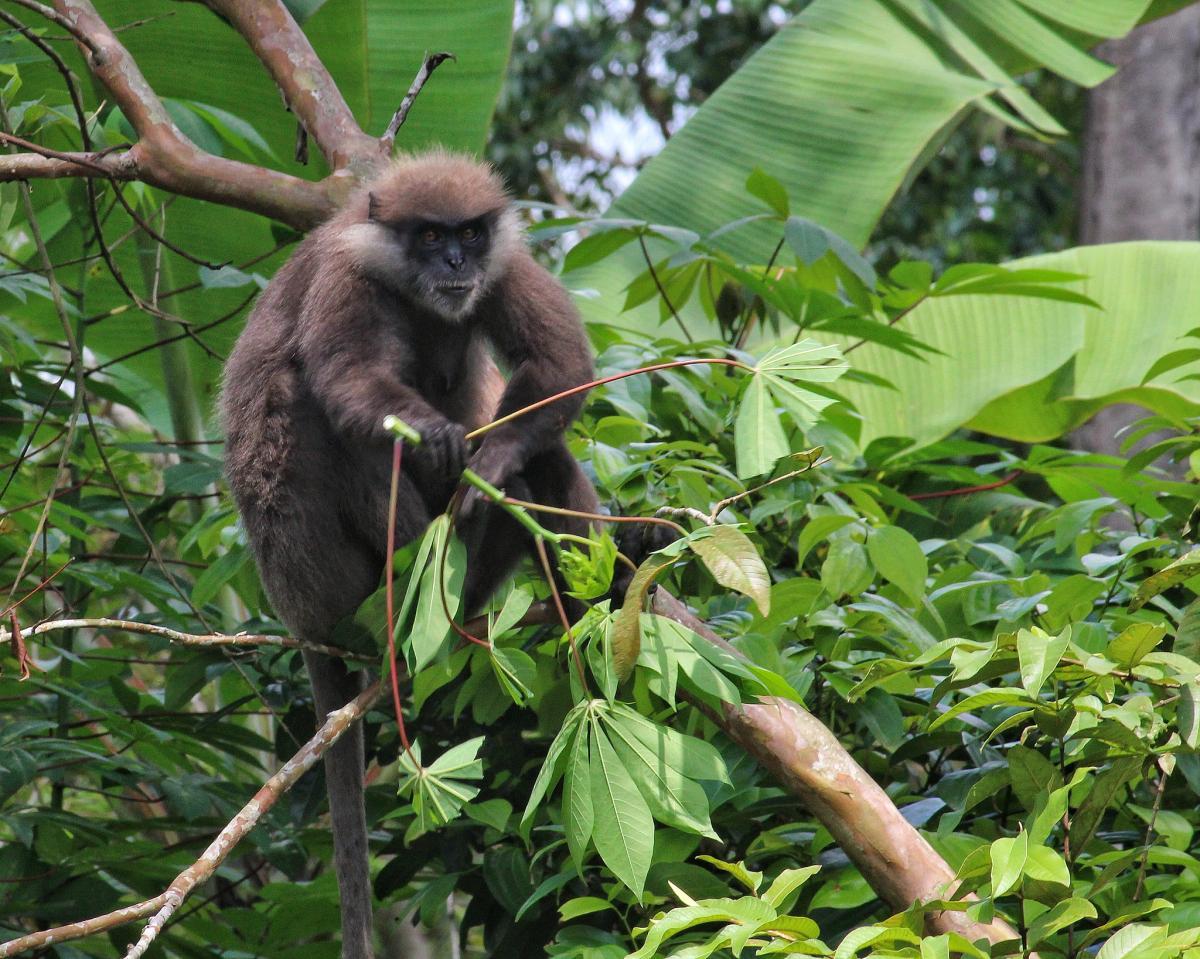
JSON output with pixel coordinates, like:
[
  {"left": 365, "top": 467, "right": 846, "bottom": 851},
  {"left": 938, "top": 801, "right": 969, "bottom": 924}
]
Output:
[
  {"left": 456, "top": 438, "right": 522, "bottom": 524},
  {"left": 410, "top": 419, "right": 468, "bottom": 487}
]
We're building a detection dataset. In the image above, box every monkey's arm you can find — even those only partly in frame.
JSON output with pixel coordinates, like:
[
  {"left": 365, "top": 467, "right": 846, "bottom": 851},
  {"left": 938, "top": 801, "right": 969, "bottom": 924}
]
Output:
[
  {"left": 298, "top": 296, "right": 466, "bottom": 476},
  {"left": 470, "top": 252, "right": 593, "bottom": 488}
]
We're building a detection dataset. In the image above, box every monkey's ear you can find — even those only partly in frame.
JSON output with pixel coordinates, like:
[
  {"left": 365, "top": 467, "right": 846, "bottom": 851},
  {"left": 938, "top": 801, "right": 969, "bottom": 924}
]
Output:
[{"left": 367, "top": 192, "right": 380, "bottom": 222}]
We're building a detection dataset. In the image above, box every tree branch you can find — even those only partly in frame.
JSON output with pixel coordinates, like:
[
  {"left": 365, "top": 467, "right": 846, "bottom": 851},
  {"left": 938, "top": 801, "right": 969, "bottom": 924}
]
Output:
[
  {"left": 650, "top": 590, "right": 1021, "bottom": 947},
  {"left": 382, "top": 51, "right": 456, "bottom": 148},
  {"left": 189, "top": 0, "right": 380, "bottom": 172},
  {"left": 2, "top": 0, "right": 341, "bottom": 228},
  {"left": 3, "top": 616, "right": 376, "bottom": 662}
]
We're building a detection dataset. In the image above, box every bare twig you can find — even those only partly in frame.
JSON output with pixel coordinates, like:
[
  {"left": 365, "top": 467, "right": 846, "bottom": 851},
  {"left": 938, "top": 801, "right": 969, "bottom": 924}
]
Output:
[
  {"left": 3, "top": 617, "right": 375, "bottom": 662},
  {"left": 382, "top": 52, "right": 456, "bottom": 148},
  {"left": 0, "top": 130, "right": 109, "bottom": 174},
  {"left": 638, "top": 233, "right": 693, "bottom": 343},
  {"left": 120, "top": 680, "right": 381, "bottom": 958},
  {"left": 1134, "top": 762, "right": 1170, "bottom": 901}
]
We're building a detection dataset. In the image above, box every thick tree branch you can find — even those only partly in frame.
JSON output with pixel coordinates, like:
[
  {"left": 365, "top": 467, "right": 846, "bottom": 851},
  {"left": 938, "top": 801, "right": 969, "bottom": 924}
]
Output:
[
  {"left": 3, "top": 0, "right": 461, "bottom": 227},
  {"left": 650, "top": 590, "right": 1021, "bottom": 948},
  {"left": 190, "top": 0, "right": 381, "bottom": 173}
]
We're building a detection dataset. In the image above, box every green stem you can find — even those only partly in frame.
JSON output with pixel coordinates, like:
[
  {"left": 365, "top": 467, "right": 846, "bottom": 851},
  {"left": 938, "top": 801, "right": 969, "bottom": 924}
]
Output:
[{"left": 460, "top": 469, "right": 559, "bottom": 542}]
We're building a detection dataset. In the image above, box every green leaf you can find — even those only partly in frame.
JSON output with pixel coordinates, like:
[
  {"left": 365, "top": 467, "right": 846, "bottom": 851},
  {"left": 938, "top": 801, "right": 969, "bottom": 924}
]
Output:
[
  {"left": 491, "top": 646, "right": 537, "bottom": 705},
  {"left": 928, "top": 688, "right": 1031, "bottom": 731},
  {"left": 604, "top": 712, "right": 717, "bottom": 838},
  {"left": 784, "top": 216, "right": 829, "bottom": 265},
  {"left": 1108, "top": 623, "right": 1167, "bottom": 666},
  {"left": 820, "top": 538, "right": 872, "bottom": 600},
  {"left": 191, "top": 546, "right": 248, "bottom": 607},
  {"left": 559, "top": 896, "right": 614, "bottom": 921},
  {"left": 521, "top": 705, "right": 584, "bottom": 827},
  {"left": 746, "top": 168, "right": 789, "bottom": 217},
  {"left": 761, "top": 866, "right": 821, "bottom": 908},
  {"left": 1096, "top": 924, "right": 1170, "bottom": 959},
  {"left": 1130, "top": 550, "right": 1200, "bottom": 612},
  {"left": 696, "top": 855, "right": 762, "bottom": 894},
  {"left": 1016, "top": 625, "right": 1070, "bottom": 698},
  {"left": 1028, "top": 898, "right": 1098, "bottom": 947},
  {"left": 563, "top": 718, "right": 594, "bottom": 870},
  {"left": 1177, "top": 599, "right": 1200, "bottom": 662},
  {"left": 1180, "top": 682, "right": 1200, "bottom": 749},
  {"left": 866, "top": 526, "right": 927, "bottom": 604},
  {"left": 611, "top": 703, "right": 728, "bottom": 781},
  {"left": 688, "top": 525, "right": 771, "bottom": 615},
  {"left": 1070, "top": 757, "right": 1144, "bottom": 853},
  {"left": 989, "top": 831, "right": 1028, "bottom": 897},
  {"left": 1023, "top": 845, "right": 1070, "bottom": 887},
  {"left": 490, "top": 585, "right": 534, "bottom": 638},
  {"left": 589, "top": 721, "right": 654, "bottom": 897},
  {"left": 1008, "top": 744, "right": 1063, "bottom": 812},
  {"left": 410, "top": 517, "right": 466, "bottom": 670},
  {"left": 735, "top": 374, "right": 789, "bottom": 479}
]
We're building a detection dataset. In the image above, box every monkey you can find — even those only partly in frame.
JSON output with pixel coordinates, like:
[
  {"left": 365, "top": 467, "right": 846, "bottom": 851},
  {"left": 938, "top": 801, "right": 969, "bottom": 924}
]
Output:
[{"left": 220, "top": 149, "right": 599, "bottom": 959}]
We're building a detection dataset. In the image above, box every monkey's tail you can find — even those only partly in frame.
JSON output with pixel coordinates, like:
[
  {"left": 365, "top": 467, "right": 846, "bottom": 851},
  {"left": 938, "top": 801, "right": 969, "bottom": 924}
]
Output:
[{"left": 302, "top": 649, "right": 376, "bottom": 959}]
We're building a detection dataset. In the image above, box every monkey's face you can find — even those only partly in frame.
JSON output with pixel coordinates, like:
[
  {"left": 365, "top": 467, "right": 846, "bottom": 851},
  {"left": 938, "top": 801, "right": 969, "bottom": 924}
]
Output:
[{"left": 402, "top": 215, "right": 495, "bottom": 320}]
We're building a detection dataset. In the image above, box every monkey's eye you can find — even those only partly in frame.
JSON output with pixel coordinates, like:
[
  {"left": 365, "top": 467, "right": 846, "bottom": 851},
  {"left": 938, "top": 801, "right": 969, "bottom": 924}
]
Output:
[
  {"left": 460, "top": 226, "right": 479, "bottom": 242},
  {"left": 421, "top": 228, "right": 441, "bottom": 245}
]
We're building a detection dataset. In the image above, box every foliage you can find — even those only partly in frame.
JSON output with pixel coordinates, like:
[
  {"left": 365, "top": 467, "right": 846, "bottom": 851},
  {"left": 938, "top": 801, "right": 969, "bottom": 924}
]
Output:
[{"left": 3, "top": 2, "right": 1200, "bottom": 959}]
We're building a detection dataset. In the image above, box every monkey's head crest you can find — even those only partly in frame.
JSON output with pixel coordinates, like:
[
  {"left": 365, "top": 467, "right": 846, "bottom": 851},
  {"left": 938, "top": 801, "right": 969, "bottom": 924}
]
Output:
[
  {"left": 367, "top": 149, "right": 510, "bottom": 223},
  {"left": 347, "top": 148, "right": 522, "bottom": 320}
]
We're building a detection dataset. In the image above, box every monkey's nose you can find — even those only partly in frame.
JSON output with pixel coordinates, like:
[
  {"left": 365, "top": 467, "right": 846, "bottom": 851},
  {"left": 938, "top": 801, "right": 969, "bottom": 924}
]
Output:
[{"left": 446, "top": 254, "right": 465, "bottom": 271}]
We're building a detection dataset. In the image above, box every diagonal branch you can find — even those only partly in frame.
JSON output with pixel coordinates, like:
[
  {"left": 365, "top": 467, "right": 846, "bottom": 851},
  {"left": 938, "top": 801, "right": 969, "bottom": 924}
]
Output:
[
  {"left": 382, "top": 51, "right": 456, "bottom": 148},
  {"left": 189, "top": 0, "right": 380, "bottom": 172}
]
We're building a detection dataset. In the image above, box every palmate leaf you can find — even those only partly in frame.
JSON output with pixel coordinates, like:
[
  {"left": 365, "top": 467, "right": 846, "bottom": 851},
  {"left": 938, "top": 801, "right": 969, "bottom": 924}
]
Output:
[
  {"left": 602, "top": 709, "right": 718, "bottom": 838},
  {"left": 395, "top": 737, "right": 484, "bottom": 837},
  {"left": 734, "top": 340, "right": 847, "bottom": 478},
  {"left": 588, "top": 718, "right": 654, "bottom": 897}
]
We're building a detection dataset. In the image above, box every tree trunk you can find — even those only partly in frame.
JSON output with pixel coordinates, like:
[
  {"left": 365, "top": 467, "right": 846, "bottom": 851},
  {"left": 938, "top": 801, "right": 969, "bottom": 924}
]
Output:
[{"left": 1073, "top": 7, "right": 1200, "bottom": 455}]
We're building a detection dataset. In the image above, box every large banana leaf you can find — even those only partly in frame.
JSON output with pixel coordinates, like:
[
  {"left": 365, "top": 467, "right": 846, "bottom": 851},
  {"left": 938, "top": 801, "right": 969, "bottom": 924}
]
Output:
[
  {"left": 832, "top": 243, "right": 1200, "bottom": 446},
  {"left": 575, "top": 0, "right": 1160, "bottom": 327}
]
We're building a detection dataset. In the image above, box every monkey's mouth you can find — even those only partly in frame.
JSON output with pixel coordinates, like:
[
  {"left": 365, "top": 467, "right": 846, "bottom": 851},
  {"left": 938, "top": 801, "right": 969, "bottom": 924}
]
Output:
[{"left": 437, "top": 282, "right": 473, "bottom": 296}]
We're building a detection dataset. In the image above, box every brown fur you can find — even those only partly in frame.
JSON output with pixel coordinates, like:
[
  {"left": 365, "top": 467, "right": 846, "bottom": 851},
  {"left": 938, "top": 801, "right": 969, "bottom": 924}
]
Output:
[{"left": 221, "top": 151, "right": 598, "bottom": 959}]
